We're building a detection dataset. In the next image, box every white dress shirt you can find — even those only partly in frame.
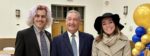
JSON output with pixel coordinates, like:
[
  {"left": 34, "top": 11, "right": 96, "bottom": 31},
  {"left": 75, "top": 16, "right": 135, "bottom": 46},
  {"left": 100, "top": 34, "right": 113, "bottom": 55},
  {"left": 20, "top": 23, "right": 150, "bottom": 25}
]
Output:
[
  {"left": 67, "top": 31, "right": 79, "bottom": 56},
  {"left": 33, "top": 25, "right": 50, "bottom": 56}
]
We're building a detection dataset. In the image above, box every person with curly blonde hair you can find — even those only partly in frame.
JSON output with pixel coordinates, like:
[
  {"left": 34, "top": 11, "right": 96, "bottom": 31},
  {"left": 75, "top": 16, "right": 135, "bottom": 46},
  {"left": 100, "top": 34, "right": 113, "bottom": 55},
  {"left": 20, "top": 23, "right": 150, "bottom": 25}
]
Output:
[{"left": 15, "top": 4, "right": 53, "bottom": 56}]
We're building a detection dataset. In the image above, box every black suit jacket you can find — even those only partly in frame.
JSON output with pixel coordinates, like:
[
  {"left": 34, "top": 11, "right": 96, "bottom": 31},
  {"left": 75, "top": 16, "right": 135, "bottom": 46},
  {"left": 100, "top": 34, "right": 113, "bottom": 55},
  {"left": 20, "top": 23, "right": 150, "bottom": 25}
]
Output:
[
  {"left": 51, "top": 31, "right": 94, "bottom": 56},
  {"left": 14, "top": 26, "right": 51, "bottom": 56}
]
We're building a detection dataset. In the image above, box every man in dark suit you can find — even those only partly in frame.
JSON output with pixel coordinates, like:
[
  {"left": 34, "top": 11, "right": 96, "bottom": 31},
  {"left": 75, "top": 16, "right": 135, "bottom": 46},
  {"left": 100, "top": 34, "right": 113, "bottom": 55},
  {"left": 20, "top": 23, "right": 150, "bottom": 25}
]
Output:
[
  {"left": 51, "top": 10, "right": 94, "bottom": 56},
  {"left": 14, "top": 4, "right": 53, "bottom": 56}
]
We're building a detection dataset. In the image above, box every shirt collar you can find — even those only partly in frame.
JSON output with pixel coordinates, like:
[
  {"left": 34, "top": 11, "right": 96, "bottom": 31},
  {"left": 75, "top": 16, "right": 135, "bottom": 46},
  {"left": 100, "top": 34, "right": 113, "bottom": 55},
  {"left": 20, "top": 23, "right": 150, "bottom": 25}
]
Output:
[
  {"left": 33, "top": 25, "right": 44, "bottom": 33},
  {"left": 67, "top": 31, "right": 79, "bottom": 38}
]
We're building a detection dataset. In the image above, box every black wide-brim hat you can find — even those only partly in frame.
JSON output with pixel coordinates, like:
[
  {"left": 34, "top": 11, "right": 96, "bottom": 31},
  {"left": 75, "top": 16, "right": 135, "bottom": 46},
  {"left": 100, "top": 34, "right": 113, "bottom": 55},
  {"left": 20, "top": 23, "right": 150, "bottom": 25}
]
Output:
[{"left": 94, "top": 13, "right": 124, "bottom": 34}]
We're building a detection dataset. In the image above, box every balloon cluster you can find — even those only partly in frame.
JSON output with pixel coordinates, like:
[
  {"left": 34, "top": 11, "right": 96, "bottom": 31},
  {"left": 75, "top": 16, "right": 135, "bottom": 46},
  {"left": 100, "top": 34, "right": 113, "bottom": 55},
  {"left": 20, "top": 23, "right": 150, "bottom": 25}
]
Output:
[{"left": 132, "top": 3, "right": 150, "bottom": 56}]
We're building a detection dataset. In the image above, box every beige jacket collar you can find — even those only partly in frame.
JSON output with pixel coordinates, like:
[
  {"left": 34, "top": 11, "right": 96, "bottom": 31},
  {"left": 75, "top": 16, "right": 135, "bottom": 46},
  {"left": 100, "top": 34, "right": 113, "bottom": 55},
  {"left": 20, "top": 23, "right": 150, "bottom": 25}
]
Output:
[{"left": 95, "top": 34, "right": 128, "bottom": 56}]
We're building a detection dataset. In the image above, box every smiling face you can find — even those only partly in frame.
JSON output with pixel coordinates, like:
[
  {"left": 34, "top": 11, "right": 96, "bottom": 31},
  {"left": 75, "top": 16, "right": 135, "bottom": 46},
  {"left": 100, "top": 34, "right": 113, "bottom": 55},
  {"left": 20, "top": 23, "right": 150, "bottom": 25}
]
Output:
[
  {"left": 66, "top": 12, "right": 80, "bottom": 34},
  {"left": 33, "top": 10, "right": 47, "bottom": 30},
  {"left": 102, "top": 17, "right": 115, "bottom": 35}
]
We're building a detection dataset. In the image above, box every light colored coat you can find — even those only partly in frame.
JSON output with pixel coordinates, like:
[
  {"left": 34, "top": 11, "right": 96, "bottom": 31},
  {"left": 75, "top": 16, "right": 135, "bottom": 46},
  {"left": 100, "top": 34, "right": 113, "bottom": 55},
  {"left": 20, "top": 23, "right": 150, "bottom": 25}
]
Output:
[{"left": 92, "top": 34, "right": 131, "bottom": 56}]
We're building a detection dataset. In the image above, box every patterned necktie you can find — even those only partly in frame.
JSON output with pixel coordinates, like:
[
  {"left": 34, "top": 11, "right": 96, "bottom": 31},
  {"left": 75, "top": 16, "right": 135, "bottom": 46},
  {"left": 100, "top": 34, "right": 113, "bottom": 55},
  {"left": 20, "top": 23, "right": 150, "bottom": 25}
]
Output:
[
  {"left": 40, "top": 31, "right": 48, "bottom": 56},
  {"left": 71, "top": 34, "right": 77, "bottom": 56}
]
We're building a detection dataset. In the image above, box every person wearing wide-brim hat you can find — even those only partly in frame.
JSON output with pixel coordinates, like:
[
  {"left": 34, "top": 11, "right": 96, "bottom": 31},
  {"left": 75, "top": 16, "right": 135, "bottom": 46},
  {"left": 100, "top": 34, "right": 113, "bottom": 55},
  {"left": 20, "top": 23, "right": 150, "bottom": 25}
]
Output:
[{"left": 92, "top": 13, "right": 131, "bottom": 56}]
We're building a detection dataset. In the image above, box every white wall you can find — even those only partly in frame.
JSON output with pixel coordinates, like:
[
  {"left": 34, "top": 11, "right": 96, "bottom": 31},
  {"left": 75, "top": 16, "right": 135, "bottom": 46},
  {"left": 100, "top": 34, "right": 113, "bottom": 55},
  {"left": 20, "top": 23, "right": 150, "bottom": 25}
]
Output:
[
  {"left": 0, "top": 0, "right": 52, "bottom": 38},
  {"left": 0, "top": 0, "right": 102, "bottom": 38},
  {"left": 1, "top": 0, "right": 150, "bottom": 39},
  {"left": 0, "top": 0, "right": 14, "bottom": 38}
]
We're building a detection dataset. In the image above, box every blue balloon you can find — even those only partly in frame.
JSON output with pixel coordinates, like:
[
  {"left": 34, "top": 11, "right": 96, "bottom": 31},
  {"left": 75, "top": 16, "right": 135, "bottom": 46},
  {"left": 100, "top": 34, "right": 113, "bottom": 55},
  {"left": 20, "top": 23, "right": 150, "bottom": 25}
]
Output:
[
  {"left": 135, "top": 26, "right": 146, "bottom": 37},
  {"left": 139, "top": 50, "right": 144, "bottom": 56},
  {"left": 132, "top": 34, "right": 141, "bottom": 43},
  {"left": 146, "top": 43, "right": 150, "bottom": 50}
]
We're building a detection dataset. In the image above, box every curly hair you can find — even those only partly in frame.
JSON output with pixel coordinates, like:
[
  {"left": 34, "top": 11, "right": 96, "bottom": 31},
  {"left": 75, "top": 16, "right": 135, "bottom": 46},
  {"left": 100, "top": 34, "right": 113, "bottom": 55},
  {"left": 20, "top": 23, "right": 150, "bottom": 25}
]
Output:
[{"left": 27, "top": 4, "right": 53, "bottom": 28}]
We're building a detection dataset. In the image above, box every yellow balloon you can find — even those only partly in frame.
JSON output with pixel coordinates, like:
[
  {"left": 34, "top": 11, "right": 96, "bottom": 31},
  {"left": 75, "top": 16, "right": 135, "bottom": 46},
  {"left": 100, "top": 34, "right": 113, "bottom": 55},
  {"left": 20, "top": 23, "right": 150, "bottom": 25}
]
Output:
[
  {"left": 135, "top": 42, "right": 145, "bottom": 51},
  {"left": 133, "top": 3, "right": 150, "bottom": 29},
  {"left": 147, "top": 28, "right": 150, "bottom": 34},
  {"left": 141, "top": 34, "right": 150, "bottom": 44},
  {"left": 132, "top": 48, "right": 140, "bottom": 56}
]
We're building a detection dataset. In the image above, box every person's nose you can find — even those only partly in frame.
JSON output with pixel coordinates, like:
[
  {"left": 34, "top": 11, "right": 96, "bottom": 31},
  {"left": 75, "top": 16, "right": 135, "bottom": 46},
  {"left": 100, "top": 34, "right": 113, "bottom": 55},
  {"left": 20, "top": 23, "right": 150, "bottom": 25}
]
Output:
[
  {"left": 106, "top": 24, "right": 110, "bottom": 27},
  {"left": 38, "top": 16, "right": 43, "bottom": 20},
  {"left": 69, "top": 19, "right": 74, "bottom": 24}
]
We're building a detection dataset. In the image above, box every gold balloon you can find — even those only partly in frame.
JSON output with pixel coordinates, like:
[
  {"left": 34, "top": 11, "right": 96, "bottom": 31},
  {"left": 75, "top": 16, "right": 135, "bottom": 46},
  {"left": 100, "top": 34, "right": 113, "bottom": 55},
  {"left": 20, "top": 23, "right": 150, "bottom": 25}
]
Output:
[
  {"left": 133, "top": 3, "right": 150, "bottom": 29},
  {"left": 141, "top": 34, "right": 150, "bottom": 44},
  {"left": 135, "top": 42, "right": 145, "bottom": 51},
  {"left": 147, "top": 28, "right": 150, "bottom": 34},
  {"left": 132, "top": 48, "right": 140, "bottom": 56}
]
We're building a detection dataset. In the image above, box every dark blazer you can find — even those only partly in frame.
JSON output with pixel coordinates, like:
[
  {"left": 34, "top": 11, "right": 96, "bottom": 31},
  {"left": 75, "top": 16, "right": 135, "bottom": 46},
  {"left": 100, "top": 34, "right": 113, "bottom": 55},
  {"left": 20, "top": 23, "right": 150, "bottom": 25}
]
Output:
[
  {"left": 14, "top": 26, "right": 51, "bottom": 56},
  {"left": 51, "top": 31, "right": 94, "bottom": 56}
]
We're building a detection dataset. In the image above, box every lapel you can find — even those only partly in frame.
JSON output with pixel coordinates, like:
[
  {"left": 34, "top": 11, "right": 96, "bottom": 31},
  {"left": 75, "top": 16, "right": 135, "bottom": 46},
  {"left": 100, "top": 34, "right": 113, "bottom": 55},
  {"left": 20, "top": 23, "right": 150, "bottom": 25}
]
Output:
[
  {"left": 95, "top": 42, "right": 112, "bottom": 56},
  {"left": 79, "top": 32, "right": 84, "bottom": 55},
  {"left": 63, "top": 32, "right": 74, "bottom": 56},
  {"left": 110, "top": 40, "right": 126, "bottom": 55},
  {"left": 29, "top": 26, "right": 41, "bottom": 54},
  {"left": 44, "top": 31, "right": 51, "bottom": 42}
]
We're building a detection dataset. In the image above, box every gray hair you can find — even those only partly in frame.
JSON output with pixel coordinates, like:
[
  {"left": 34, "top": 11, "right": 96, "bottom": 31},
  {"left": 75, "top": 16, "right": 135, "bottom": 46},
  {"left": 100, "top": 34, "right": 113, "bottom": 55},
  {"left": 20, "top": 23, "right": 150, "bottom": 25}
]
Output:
[
  {"left": 27, "top": 4, "right": 53, "bottom": 28},
  {"left": 66, "top": 10, "right": 81, "bottom": 20}
]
